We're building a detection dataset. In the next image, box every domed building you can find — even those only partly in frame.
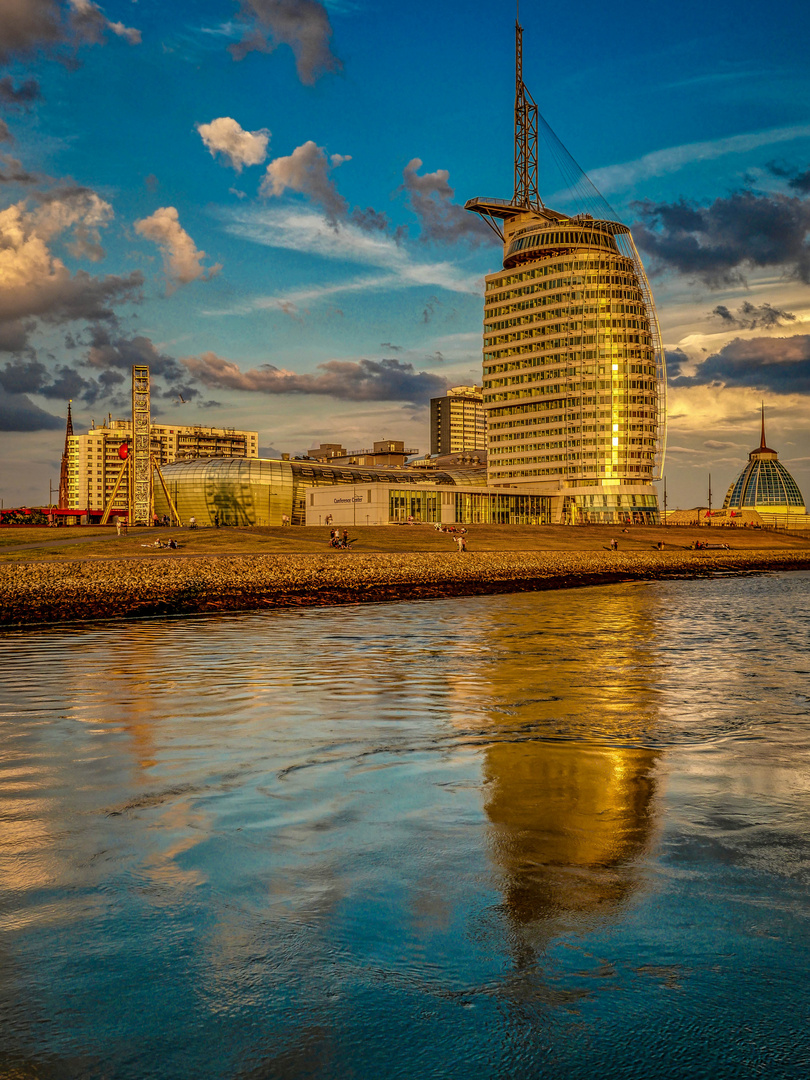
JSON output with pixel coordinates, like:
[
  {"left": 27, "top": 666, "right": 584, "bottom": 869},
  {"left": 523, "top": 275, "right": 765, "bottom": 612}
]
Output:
[{"left": 723, "top": 410, "right": 806, "bottom": 518}]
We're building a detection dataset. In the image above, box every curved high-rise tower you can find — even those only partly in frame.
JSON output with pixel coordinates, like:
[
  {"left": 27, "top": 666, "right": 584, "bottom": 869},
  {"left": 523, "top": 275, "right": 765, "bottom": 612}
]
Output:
[{"left": 466, "top": 21, "right": 666, "bottom": 525}]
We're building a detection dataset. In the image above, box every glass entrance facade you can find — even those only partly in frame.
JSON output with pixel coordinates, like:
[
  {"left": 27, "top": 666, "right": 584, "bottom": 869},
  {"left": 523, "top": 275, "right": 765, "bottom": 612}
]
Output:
[{"left": 388, "top": 488, "right": 551, "bottom": 525}]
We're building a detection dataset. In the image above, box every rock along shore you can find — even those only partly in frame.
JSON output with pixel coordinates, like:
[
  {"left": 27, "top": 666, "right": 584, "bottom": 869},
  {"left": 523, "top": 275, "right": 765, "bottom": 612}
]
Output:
[{"left": 2, "top": 549, "right": 810, "bottom": 628}]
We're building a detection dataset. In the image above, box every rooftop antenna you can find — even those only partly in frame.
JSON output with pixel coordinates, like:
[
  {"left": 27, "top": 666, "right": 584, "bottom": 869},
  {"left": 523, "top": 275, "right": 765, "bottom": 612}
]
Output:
[
  {"left": 514, "top": 5, "right": 543, "bottom": 210},
  {"left": 760, "top": 401, "right": 767, "bottom": 450}
]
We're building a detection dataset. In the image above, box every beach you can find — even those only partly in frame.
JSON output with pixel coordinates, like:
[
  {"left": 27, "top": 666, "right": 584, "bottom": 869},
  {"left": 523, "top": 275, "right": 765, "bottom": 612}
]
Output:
[{"left": 2, "top": 527, "right": 810, "bottom": 626}]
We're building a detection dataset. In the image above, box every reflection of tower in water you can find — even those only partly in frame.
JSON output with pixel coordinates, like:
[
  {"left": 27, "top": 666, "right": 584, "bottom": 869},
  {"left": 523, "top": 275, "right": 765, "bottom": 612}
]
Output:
[
  {"left": 484, "top": 742, "right": 657, "bottom": 926},
  {"left": 469, "top": 586, "right": 662, "bottom": 932}
]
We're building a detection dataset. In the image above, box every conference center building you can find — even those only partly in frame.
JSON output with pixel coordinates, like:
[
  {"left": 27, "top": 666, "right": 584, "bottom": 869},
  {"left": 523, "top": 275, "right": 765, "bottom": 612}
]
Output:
[{"left": 154, "top": 456, "right": 553, "bottom": 528}]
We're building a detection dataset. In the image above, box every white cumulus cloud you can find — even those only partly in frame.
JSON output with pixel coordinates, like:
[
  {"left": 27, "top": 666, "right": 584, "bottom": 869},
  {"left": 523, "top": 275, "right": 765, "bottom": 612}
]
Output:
[
  {"left": 196, "top": 116, "right": 270, "bottom": 172},
  {"left": 134, "top": 206, "right": 221, "bottom": 291},
  {"left": 260, "top": 140, "right": 349, "bottom": 221}
]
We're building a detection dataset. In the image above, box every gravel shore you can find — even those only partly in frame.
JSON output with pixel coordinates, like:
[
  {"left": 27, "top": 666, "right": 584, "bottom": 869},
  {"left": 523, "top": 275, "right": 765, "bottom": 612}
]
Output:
[{"left": 2, "top": 548, "right": 810, "bottom": 627}]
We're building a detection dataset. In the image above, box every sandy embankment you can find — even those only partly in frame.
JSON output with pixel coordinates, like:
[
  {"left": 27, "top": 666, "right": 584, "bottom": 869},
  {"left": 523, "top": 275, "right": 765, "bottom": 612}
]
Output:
[{"left": 2, "top": 548, "right": 809, "bottom": 627}]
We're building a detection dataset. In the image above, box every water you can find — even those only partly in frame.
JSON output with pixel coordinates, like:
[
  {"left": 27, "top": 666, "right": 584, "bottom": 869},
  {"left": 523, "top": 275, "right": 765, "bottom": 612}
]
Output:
[{"left": 1, "top": 573, "right": 809, "bottom": 1079}]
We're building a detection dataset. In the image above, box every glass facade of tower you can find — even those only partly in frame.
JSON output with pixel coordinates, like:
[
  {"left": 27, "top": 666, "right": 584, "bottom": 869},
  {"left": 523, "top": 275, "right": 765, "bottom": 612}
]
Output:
[{"left": 476, "top": 209, "right": 666, "bottom": 523}]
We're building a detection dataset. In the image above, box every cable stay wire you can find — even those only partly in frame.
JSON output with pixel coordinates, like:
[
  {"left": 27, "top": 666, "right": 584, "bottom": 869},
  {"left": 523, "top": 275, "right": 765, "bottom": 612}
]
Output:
[{"left": 535, "top": 108, "right": 618, "bottom": 223}]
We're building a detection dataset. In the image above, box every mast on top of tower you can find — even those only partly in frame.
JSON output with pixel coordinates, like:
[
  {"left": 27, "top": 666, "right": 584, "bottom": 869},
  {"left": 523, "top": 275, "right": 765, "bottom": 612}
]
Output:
[{"left": 514, "top": 19, "right": 543, "bottom": 211}]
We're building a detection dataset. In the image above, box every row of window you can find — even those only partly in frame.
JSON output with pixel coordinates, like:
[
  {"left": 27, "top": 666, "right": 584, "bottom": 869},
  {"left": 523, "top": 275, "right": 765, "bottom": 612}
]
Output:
[
  {"left": 505, "top": 228, "right": 618, "bottom": 258},
  {"left": 486, "top": 302, "right": 645, "bottom": 332},
  {"left": 484, "top": 319, "right": 646, "bottom": 348},
  {"left": 491, "top": 464, "right": 654, "bottom": 477},
  {"left": 484, "top": 259, "right": 637, "bottom": 293}
]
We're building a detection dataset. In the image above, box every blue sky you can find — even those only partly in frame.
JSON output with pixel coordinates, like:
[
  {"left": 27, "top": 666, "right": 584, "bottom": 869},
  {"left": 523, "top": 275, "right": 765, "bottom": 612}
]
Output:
[{"left": 1, "top": 0, "right": 810, "bottom": 510}]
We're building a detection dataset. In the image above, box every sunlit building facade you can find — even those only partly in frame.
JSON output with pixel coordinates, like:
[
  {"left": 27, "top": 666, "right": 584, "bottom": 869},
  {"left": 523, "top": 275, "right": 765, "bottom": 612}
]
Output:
[
  {"left": 430, "top": 386, "right": 487, "bottom": 456},
  {"left": 466, "top": 209, "right": 666, "bottom": 525},
  {"left": 464, "top": 21, "right": 666, "bottom": 525},
  {"left": 155, "top": 456, "right": 490, "bottom": 527},
  {"left": 63, "top": 418, "right": 259, "bottom": 516},
  {"left": 152, "top": 455, "right": 553, "bottom": 527}
]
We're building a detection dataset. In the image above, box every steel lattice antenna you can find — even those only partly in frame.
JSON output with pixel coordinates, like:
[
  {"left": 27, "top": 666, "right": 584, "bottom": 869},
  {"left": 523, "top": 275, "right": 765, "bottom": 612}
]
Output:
[{"left": 514, "top": 17, "right": 543, "bottom": 210}]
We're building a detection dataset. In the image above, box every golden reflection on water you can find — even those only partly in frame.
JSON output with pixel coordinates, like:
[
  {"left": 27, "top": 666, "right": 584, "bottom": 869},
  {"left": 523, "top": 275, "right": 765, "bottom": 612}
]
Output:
[{"left": 466, "top": 585, "right": 663, "bottom": 929}]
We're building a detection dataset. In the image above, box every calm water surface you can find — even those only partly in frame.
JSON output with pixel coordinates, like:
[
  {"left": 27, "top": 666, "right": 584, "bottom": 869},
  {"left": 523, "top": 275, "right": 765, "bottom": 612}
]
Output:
[{"left": 1, "top": 573, "right": 809, "bottom": 1079}]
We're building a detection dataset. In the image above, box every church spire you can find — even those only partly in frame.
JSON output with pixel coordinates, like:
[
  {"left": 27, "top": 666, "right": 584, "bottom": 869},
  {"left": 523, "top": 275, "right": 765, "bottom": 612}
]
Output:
[{"left": 750, "top": 403, "right": 776, "bottom": 459}]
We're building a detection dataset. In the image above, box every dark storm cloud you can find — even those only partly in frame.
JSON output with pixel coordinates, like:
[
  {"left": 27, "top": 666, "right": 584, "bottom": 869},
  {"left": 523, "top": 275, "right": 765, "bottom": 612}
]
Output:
[
  {"left": 0, "top": 355, "right": 105, "bottom": 404},
  {"left": 0, "top": 357, "right": 49, "bottom": 395},
  {"left": 0, "top": 267, "right": 144, "bottom": 353},
  {"left": 402, "top": 159, "right": 496, "bottom": 247},
  {"left": 0, "top": 389, "right": 64, "bottom": 431},
  {"left": 632, "top": 190, "right": 810, "bottom": 286},
  {"left": 0, "top": 329, "right": 198, "bottom": 410},
  {"left": 85, "top": 326, "right": 189, "bottom": 385},
  {"left": 0, "top": 76, "right": 43, "bottom": 110},
  {"left": 710, "top": 301, "right": 796, "bottom": 330},
  {"left": 0, "top": 319, "right": 36, "bottom": 354},
  {"left": 182, "top": 352, "right": 449, "bottom": 405},
  {"left": 160, "top": 383, "right": 202, "bottom": 402},
  {"left": 0, "top": 0, "right": 140, "bottom": 64},
  {"left": 665, "top": 348, "right": 689, "bottom": 378},
  {"left": 765, "top": 160, "right": 810, "bottom": 195},
  {"left": 231, "top": 0, "right": 341, "bottom": 84},
  {"left": 0, "top": 0, "right": 65, "bottom": 63},
  {"left": 350, "top": 206, "right": 406, "bottom": 239},
  {"left": 669, "top": 335, "right": 810, "bottom": 394},
  {"left": 0, "top": 153, "right": 38, "bottom": 183}
]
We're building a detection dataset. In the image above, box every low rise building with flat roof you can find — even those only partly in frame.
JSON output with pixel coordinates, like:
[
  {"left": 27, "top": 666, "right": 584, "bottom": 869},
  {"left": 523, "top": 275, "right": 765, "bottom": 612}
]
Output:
[
  {"left": 305, "top": 482, "right": 550, "bottom": 527},
  {"left": 307, "top": 440, "right": 418, "bottom": 468}
]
